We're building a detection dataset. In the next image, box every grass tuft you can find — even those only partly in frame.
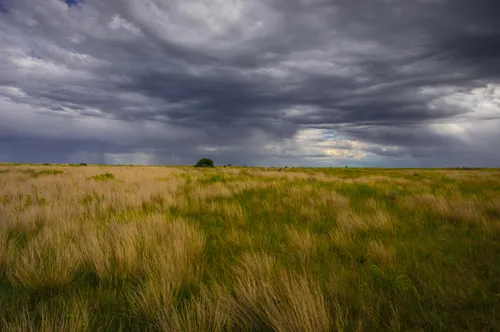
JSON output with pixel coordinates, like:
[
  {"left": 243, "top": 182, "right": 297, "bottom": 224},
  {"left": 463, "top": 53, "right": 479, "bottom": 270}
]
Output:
[{"left": 89, "top": 172, "right": 115, "bottom": 181}]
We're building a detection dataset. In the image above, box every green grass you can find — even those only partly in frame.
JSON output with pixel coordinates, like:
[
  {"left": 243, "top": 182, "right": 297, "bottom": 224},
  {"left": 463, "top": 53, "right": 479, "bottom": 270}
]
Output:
[
  {"left": 20, "top": 169, "right": 64, "bottom": 178},
  {"left": 0, "top": 165, "right": 499, "bottom": 331},
  {"left": 89, "top": 172, "right": 115, "bottom": 181}
]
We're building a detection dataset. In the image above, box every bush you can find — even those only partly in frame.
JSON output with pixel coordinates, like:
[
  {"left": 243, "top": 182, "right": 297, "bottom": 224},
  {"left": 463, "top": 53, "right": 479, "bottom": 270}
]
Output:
[
  {"left": 80, "top": 163, "right": 87, "bottom": 166},
  {"left": 89, "top": 173, "right": 115, "bottom": 181},
  {"left": 195, "top": 158, "right": 214, "bottom": 168}
]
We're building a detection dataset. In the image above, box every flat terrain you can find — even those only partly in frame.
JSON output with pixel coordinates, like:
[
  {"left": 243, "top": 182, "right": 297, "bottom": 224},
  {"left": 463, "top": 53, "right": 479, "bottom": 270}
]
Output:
[{"left": 0, "top": 165, "right": 499, "bottom": 331}]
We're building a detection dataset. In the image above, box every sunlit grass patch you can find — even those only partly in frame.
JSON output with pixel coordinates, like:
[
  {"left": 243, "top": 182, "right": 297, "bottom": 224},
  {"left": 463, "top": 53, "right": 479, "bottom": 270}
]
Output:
[
  {"left": 367, "top": 240, "right": 395, "bottom": 266},
  {"left": 232, "top": 252, "right": 331, "bottom": 332},
  {"left": 403, "top": 194, "right": 484, "bottom": 223},
  {"left": 329, "top": 228, "right": 356, "bottom": 250},
  {"left": 2, "top": 295, "right": 94, "bottom": 332},
  {"left": 7, "top": 225, "right": 82, "bottom": 290},
  {"left": 155, "top": 285, "right": 235, "bottom": 332},
  {"left": 78, "top": 214, "right": 205, "bottom": 283},
  {"left": 336, "top": 209, "right": 367, "bottom": 234},
  {"left": 285, "top": 226, "right": 319, "bottom": 262},
  {"left": 192, "top": 182, "right": 232, "bottom": 200},
  {"left": 128, "top": 217, "right": 206, "bottom": 317}
]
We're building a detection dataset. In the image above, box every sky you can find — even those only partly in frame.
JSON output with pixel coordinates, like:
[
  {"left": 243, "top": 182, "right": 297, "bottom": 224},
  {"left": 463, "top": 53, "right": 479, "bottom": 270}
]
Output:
[{"left": 0, "top": 0, "right": 499, "bottom": 167}]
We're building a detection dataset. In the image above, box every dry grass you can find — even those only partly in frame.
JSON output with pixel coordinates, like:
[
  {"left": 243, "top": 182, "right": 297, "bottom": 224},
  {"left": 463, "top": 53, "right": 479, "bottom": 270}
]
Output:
[
  {"left": 367, "top": 240, "right": 396, "bottom": 266},
  {"left": 8, "top": 225, "right": 82, "bottom": 290},
  {"left": 365, "top": 210, "right": 393, "bottom": 232},
  {"left": 156, "top": 286, "right": 234, "bottom": 332},
  {"left": 286, "top": 226, "right": 319, "bottom": 262},
  {"left": 193, "top": 183, "right": 233, "bottom": 200},
  {"left": 0, "top": 228, "right": 12, "bottom": 274},
  {"left": 207, "top": 201, "right": 245, "bottom": 224},
  {"left": 336, "top": 207, "right": 393, "bottom": 235},
  {"left": 2, "top": 296, "right": 93, "bottom": 332},
  {"left": 130, "top": 218, "right": 206, "bottom": 317},
  {"left": 0, "top": 165, "right": 499, "bottom": 331},
  {"left": 226, "top": 228, "right": 253, "bottom": 248},
  {"left": 336, "top": 209, "right": 368, "bottom": 234},
  {"left": 403, "top": 194, "right": 484, "bottom": 223},
  {"left": 232, "top": 252, "right": 331, "bottom": 332},
  {"left": 329, "top": 228, "right": 356, "bottom": 249}
]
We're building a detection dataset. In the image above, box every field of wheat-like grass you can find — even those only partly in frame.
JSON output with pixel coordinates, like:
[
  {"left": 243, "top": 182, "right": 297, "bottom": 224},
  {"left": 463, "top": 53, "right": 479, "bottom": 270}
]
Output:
[{"left": 0, "top": 165, "right": 499, "bottom": 331}]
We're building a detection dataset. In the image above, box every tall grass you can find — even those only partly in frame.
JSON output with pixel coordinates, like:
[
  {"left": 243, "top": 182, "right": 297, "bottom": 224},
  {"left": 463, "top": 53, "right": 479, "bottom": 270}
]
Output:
[{"left": 0, "top": 165, "right": 499, "bottom": 331}]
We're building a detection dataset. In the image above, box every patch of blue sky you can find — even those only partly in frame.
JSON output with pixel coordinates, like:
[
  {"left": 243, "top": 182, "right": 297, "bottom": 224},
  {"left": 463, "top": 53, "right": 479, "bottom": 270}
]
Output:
[{"left": 64, "top": 0, "right": 82, "bottom": 8}]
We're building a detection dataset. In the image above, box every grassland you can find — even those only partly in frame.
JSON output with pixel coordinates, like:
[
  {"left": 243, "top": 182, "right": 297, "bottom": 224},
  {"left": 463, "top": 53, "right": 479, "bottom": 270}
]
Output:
[{"left": 0, "top": 164, "right": 499, "bottom": 331}]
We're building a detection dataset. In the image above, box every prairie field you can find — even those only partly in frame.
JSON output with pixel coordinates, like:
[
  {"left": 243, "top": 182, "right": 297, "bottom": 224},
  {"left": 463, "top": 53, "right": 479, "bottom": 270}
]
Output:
[{"left": 0, "top": 164, "right": 499, "bottom": 331}]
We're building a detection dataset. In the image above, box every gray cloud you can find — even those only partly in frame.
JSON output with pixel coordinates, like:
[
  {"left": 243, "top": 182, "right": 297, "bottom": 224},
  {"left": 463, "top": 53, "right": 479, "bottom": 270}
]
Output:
[{"left": 0, "top": 0, "right": 499, "bottom": 166}]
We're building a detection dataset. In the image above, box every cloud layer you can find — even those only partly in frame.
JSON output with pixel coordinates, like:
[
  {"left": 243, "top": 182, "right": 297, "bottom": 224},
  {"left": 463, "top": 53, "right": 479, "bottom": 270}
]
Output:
[{"left": 1, "top": 0, "right": 499, "bottom": 166}]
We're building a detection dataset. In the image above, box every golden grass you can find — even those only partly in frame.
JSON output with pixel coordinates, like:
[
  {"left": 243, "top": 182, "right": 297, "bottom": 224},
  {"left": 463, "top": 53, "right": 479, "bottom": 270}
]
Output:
[
  {"left": 226, "top": 228, "right": 253, "bottom": 247},
  {"left": 318, "top": 190, "right": 350, "bottom": 209},
  {"left": 193, "top": 183, "right": 233, "bottom": 200},
  {"left": 367, "top": 240, "right": 396, "bottom": 266},
  {"left": 232, "top": 252, "right": 331, "bottom": 332},
  {"left": 130, "top": 217, "right": 206, "bottom": 317},
  {"left": 2, "top": 296, "right": 93, "bottom": 332},
  {"left": 365, "top": 210, "right": 393, "bottom": 231},
  {"left": 403, "top": 194, "right": 484, "bottom": 223},
  {"left": 0, "top": 165, "right": 499, "bottom": 331},
  {"left": 208, "top": 201, "right": 245, "bottom": 224},
  {"left": 0, "top": 228, "right": 12, "bottom": 274},
  {"left": 156, "top": 286, "right": 234, "bottom": 332},
  {"left": 346, "top": 175, "right": 409, "bottom": 185},
  {"left": 336, "top": 207, "right": 393, "bottom": 235},
  {"left": 8, "top": 225, "right": 82, "bottom": 290},
  {"left": 336, "top": 209, "right": 367, "bottom": 234},
  {"left": 285, "top": 226, "right": 319, "bottom": 262},
  {"left": 329, "top": 228, "right": 355, "bottom": 249}
]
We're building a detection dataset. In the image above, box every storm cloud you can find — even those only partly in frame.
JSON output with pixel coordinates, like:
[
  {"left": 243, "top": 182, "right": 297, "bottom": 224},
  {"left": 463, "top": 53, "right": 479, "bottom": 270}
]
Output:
[{"left": 1, "top": 0, "right": 499, "bottom": 166}]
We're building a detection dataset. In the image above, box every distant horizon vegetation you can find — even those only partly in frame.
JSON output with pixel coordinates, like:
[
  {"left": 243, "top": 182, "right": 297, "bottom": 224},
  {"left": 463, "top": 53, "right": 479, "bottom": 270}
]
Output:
[{"left": 0, "top": 161, "right": 492, "bottom": 170}]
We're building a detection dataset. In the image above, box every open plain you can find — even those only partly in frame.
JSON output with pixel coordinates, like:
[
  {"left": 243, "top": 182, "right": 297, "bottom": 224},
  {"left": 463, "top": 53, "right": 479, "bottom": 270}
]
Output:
[{"left": 0, "top": 165, "right": 499, "bottom": 331}]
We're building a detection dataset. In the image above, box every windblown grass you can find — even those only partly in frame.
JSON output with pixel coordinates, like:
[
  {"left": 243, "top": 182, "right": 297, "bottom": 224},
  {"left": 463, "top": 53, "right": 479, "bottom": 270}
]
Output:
[{"left": 0, "top": 165, "right": 499, "bottom": 331}]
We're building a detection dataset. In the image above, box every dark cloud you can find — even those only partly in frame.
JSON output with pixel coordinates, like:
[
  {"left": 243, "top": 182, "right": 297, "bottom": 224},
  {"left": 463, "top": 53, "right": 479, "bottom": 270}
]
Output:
[
  {"left": 0, "top": 0, "right": 499, "bottom": 166},
  {"left": 0, "top": 0, "right": 11, "bottom": 13}
]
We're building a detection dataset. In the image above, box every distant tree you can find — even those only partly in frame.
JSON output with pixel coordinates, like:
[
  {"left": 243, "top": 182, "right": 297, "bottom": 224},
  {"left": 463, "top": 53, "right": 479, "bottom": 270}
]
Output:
[
  {"left": 195, "top": 158, "right": 214, "bottom": 168},
  {"left": 227, "top": 163, "right": 232, "bottom": 167},
  {"left": 80, "top": 163, "right": 88, "bottom": 166}
]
